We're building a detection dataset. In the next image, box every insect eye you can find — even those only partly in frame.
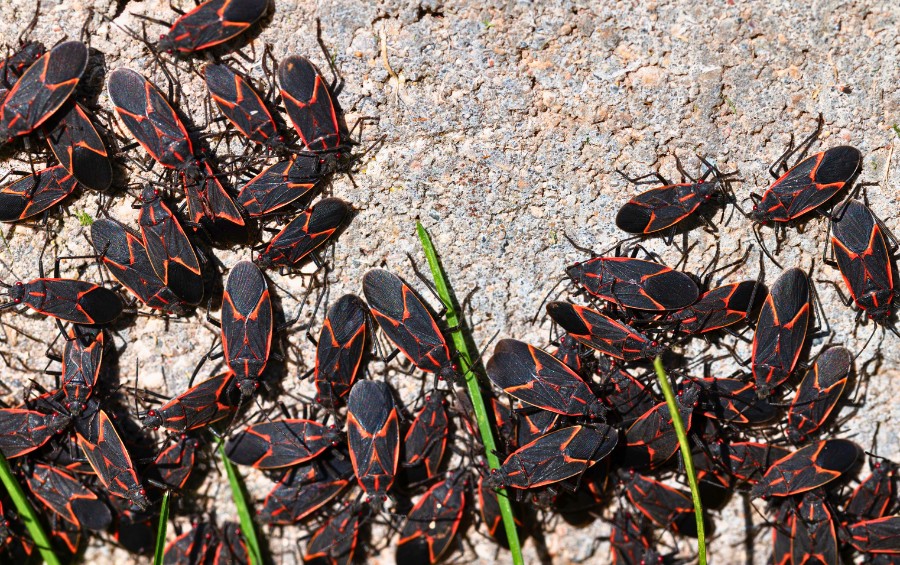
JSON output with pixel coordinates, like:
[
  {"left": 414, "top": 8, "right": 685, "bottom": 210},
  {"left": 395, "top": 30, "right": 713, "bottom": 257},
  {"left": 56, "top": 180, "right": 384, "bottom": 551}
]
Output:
[
  {"left": 139, "top": 488, "right": 146, "bottom": 496},
  {"left": 650, "top": 340, "right": 659, "bottom": 347}
]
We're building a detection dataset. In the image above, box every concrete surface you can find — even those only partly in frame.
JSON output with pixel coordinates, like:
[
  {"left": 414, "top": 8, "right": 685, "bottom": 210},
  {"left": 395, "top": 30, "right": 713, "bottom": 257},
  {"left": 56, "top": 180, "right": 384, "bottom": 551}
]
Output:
[{"left": 1, "top": 0, "right": 900, "bottom": 563}]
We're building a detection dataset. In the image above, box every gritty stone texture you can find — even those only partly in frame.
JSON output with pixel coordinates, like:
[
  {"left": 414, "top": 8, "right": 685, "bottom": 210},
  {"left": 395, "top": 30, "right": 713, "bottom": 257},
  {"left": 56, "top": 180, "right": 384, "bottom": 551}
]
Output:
[{"left": 1, "top": 0, "right": 900, "bottom": 563}]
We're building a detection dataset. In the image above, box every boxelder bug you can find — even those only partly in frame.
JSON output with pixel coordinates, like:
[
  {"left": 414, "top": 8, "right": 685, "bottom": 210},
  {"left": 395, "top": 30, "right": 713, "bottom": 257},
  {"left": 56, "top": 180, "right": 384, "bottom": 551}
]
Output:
[
  {"left": 566, "top": 256, "right": 699, "bottom": 311},
  {"left": 615, "top": 156, "right": 734, "bottom": 234},
  {"left": 347, "top": 379, "right": 400, "bottom": 504},
  {"left": 314, "top": 294, "right": 369, "bottom": 408},
  {"left": 0, "top": 41, "right": 87, "bottom": 143},
  {"left": 363, "top": 269, "right": 460, "bottom": 383},
  {"left": 163, "top": 521, "right": 217, "bottom": 564},
  {"left": 751, "top": 438, "right": 861, "bottom": 498},
  {"left": 255, "top": 197, "right": 350, "bottom": 269},
  {"left": 625, "top": 472, "right": 698, "bottom": 537},
  {"left": 402, "top": 393, "right": 449, "bottom": 479},
  {"left": 751, "top": 267, "right": 811, "bottom": 398},
  {"left": 829, "top": 198, "right": 898, "bottom": 326},
  {"left": 0, "top": 165, "right": 78, "bottom": 222},
  {"left": 225, "top": 418, "right": 341, "bottom": 469},
  {"left": 691, "top": 377, "right": 777, "bottom": 425},
  {"left": 786, "top": 345, "right": 851, "bottom": 443},
  {"left": 60, "top": 327, "right": 103, "bottom": 416},
  {"left": 844, "top": 515, "right": 900, "bottom": 554},
  {"left": 666, "top": 279, "right": 761, "bottom": 335},
  {"left": 609, "top": 509, "right": 654, "bottom": 565},
  {"left": 91, "top": 218, "right": 189, "bottom": 316},
  {"left": 486, "top": 338, "right": 605, "bottom": 419},
  {"left": 44, "top": 103, "right": 113, "bottom": 192},
  {"left": 790, "top": 489, "right": 838, "bottom": 565},
  {"left": 138, "top": 186, "right": 204, "bottom": 306},
  {"left": 546, "top": 301, "right": 665, "bottom": 361},
  {"left": 237, "top": 155, "right": 322, "bottom": 217},
  {"left": 24, "top": 462, "right": 112, "bottom": 531},
  {"left": 0, "top": 276, "right": 123, "bottom": 325},
  {"left": 75, "top": 407, "right": 150, "bottom": 510},
  {"left": 489, "top": 424, "right": 618, "bottom": 489},
  {"left": 182, "top": 159, "right": 246, "bottom": 230},
  {"left": 278, "top": 55, "right": 347, "bottom": 162},
  {"left": 221, "top": 260, "right": 273, "bottom": 401},
  {"left": 204, "top": 63, "right": 282, "bottom": 150},
  {"left": 158, "top": 0, "right": 269, "bottom": 53},
  {"left": 622, "top": 384, "right": 698, "bottom": 469},
  {"left": 396, "top": 469, "right": 468, "bottom": 565},
  {"left": 150, "top": 433, "right": 199, "bottom": 490},
  {"left": 303, "top": 503, "right": 362, "bottom": 565},
  {"left": 0, "top": 41, "right": 46, "bottom": 95},
  {"left": 141, "top": 372, "right": 240, "bottom": 431},
  {"left": 258, "top": 449, "right": 354, "bottom": 525},
  {"left": 843, "top": 456, "right": 897, "bottom": 521}
]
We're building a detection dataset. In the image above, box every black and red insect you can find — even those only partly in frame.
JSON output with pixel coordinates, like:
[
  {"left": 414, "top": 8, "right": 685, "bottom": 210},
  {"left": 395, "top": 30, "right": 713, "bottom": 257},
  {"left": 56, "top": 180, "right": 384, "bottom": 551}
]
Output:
[
  {"left": 59, "top": 327, "right": 104, "bottom": 416},
  {"left": 23, "top": 462, "right": 112, "bottom": 531},
  {"left": 163, "top": 521, "right": 217, "bottom": 564},
  {"left": 91, "top": 218, "right": 189, "bottom": 315},
  {"left": 0, "top": 409, "right": 70, "bottom": 459},
  {"left": 615, "top": 157, "right": 733, "bottom": 234},
  {"left": 609, "top": 509, "right": 653, "bottom": 565},
  {"left": 844, "top": 515, "right": 900, "bottom": 554},
  {"left": 622, "top": 385, "right": 698, "bottom": 470},
  {"left": 790, "top": 489, "right": 838, "bottom": 565},
  {"left": 158, "top": 0, "right": 269, "bottom": 54},
  {"left": 843, "top": 455, "right": 897, "bottom": 521},
  {"left": 565, "top": 256, "right": 699, "bottom": 311},
  {"left": 0, "top": 41, "right": 45, "bottom": 94},
  {"left": 402, "top": 392, "right": 449, "bottom": 479},
  {"left": 829, "top": 198, "right": 897, "bottom": 325},
  {"left": 182, "top": 159, "right": 246, "bottom": 230},
  {"left": 665, "top": 279, "right": 761, "bottom": 334},
  {"left": 751, "top": 438, "right": 861, "bottom": 498},
  {"left": 751, "top": 267, "right": 811, "bottom": 398},
  {"left": 514, "top": 406, "right": 560, "bottom": 449},
  {"left": 254, "top": 197, "right": 350, "bottom": 269},
  {"left": 546, "top": 301, "right": 665, "bottom": 361},
  {"left": 346, "top": 379, "right": 400, "bottom": 504},
  {"left": 44, "top": 102, "right": 113, "bottom": 192},
  {"left": 138, "top": 186, "right": 204, "bottom": 306},
  {"left": 150, "top": 434, "right": 200, "bottom": 490},
  {"left": 486, "top": 338, "right": 605, "bottom": 419},
  {"left": 489, "top": 424, "right": 618, "bottom": 489},
  {"left": 691, "top": 377, "right": 777, "bottom": 425},
  {"left": 625, "top": 472, "right": 698, "bottom": 536},
  {"left": 141, "top": 372, "right": 240, "bottom": 431},
  {"left": 258, "top": 449, "right": 354, "bottom": 525},
  {"left": 221, "top": 260, "right": 272, "bottom": 401},
  {"left": 204, "top": 63, "right": 283, "bottom": 151},
  {"left": 303, "top": 503, "right": 363, "bottom": 565},
  {"left": 0, "top": 41, "right": 87, "bottom": 143},
  {"left": 0, "top": 275, "right": 123, "bottom": 325},
  {"left": 363, "top": 269, "right": 460, "bottom": 383},
  {"left": 0, "top": 165, "right": 78, "bottom": 222},
  {"left": 786, "top": 345, "right": 851, "bottom": 443},
  {"left": 237, "top": 155, "right": 321, "bottom": 217},
  {"left": 225, "top": 418, "right": 341, "bottom": 469},
  {"left": 314, "top": 294, "right": 369, "bottom": 408},
  {"left": 598, "top": 365, "right": 656, "bottom": 422},
  {"left": 75, "top": 407, "right": 150, "bottom": 510},
  {"left": 396, "top": 469, "right": 468, "bottom": 565}
]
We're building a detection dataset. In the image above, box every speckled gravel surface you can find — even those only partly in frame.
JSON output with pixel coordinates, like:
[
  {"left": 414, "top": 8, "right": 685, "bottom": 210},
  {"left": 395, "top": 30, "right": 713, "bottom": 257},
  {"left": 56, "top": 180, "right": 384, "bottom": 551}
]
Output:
[{"left": 1, "top": 0, "right": 900, "bottom": 563}]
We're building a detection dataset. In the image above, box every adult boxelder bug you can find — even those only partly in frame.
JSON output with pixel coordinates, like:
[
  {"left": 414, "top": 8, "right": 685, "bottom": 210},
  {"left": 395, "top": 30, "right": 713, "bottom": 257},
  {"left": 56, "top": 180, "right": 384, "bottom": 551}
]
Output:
[
  {"left": 278, "top": 56, "right": 346, "bottom": 158},
  {"left": 829, "top": 198, "right": 897, "bottom": 325},
  {"left": 751, "top": 267, "right": 811, "bottom": 398},
  {"left": 786, "top": 345, "right": 851, "bottom": 443},
  {"left": 396, "top": 469, "right": 468, "bottom": 565},
  {"left": 0, "top": 165, "right": 78, "bottom": 222},
  {"left": 163, "top": 521, "right": 217, "bottom": 564},
  {"left": 844, "top": 456, "right": 897, "bottom": 521},
  {"left": 211, "top": 522, "right": 247, "bottom": 565},
  {"left": 615, "top": 157, "right": 733, "bottom": 234},
  {"left": 0, "top": 276, "right": 123, "bottom": 325},
  {"left": 362, "top": 269, "right": 460, "bottom": 383},
  {"left": 347, "top": 379, "right": 399, "bottom": 504},
  {"left": 91, "top": 218, "right": 189, "bottom": 315},
  {"left": 402, "top": 393, "right": 449, "bottom": 479},
  {"left": 566, "top": 256, "right": 699, "bottom": 311},
  {"left": 255, "top": 197, "right": 351, "bottom": 269},
  {"left": 225, "top": 419, "right": 341, "bottom": 469},
  {"left": 844, "top": 516, "right": 900, "bottom": 554},
  {"left": 221, "top": 260, "right": 272, "bottom": 401},
  {"left": 609, "top": 510, "right": 653, "bottom": 565},
  {"left": 514, "top": 406, "right": 560, "bottom": 449},
  {"left": 622, "top": 385, "right": 698, "bottom": 470},
  {"left": 552, "top": 332, "right": 597, "bottom": 378},
  {"left": 24, "top": 462, "right": 112, "bottom": 531},
  {"left": 141, "top": 372, "right": 240, "bottom": 431},
  {"left": 485, "top": 338, "right": 605, "bottom": 419},
  {"left": 0, "top": 41, "right": 45, "bottom": 94},
  {"left": 691, "top": 377, "right": 777, "bottom": 425},
  {"left": 138, "top": 186, "right": 203, "bottom": 306},
  {"left": 717, "top": 441, "right": 792, "bottom": 485},
  {"left": 0, "top": 41, "right": 87, "bottom": 143},
  {"left": 44, "top": 103, "right": 113, "bottom": 192},
  {"left": 751, "top": 438, "right": 861, "bottom": 498},
  {"left": 158, "top": 0, "right": 269, "bottom": 53},
  {"left": 303, "top": 503, "right": 362, "bottom": 565},
  {"left": 314, "top": 294, "right": 369, "bottom": 408},
  {"left": 599, "top": 365, "right": 656, "bottom": 423},
  {"left": 60, "top": 327, "right": 103, "bottom": 416},
  {"left": 258, "top": 448, "right": 354, "bottom": 525},
  {"left": 625, "top": 472, "right": 697, "bottom": 536},
  {"left": 75, "top": 406, "right": 150, "bottom": 510},
  {"left": 489, "top": 424, "right": 618, "bottom": 489},
  {"left": 149, "top": 434, "right": 199, "bottom": 490},
  {"left": 204, "top": 63, "right": 282, "bottom": 150},
  {"left": 546, "top": 301, "right": 665, "bottom": 361},
  {"left": 237, "top": 155, "right": 321, "bottom": 217},
  {"left": 182, "top": 159, "right": 245, "bottom": 230},
  {"left": 665, "top": 279, "right": 761, "bottom": 335},
  {"left": 790, "top": 489, "right": 838, "bottom": 565}
]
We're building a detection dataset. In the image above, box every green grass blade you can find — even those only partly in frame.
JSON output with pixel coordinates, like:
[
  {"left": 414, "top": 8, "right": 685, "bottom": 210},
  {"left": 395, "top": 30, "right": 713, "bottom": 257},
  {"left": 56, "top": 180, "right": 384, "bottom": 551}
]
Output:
[
  {"left": 218, "top": 440, "right": 264, "bottom": 565},
  {"left": 153, "top": 490, "right": 171, "bottom": 565},
  {"left": 653, "top": 356, "right": 706, "bottom": 564},
  {"left": 417, "top": 222, "right": 524, "bottom": 565},
  {"left": 0, "top": 452, "right": 60, "bottom": 565}
]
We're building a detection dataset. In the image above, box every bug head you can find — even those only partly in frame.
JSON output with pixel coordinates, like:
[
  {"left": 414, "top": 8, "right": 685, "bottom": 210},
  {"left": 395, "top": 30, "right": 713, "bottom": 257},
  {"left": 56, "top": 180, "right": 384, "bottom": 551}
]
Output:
[
  {"left": 2, "top": 280, "right": 26, "bottom": 304},
  {"left": 324, "top": 424, "right": 343, "bottom": 446},
  {"left": 139, "top": 185, "right": 160, "bottom": 204},
  {"left": 127, "top": 485, "right": 151, "bottom": 512},
  {"left": 141, "top": 409, "right": 162, "bottom": 429},
  {"left": 49, "top": 411, "right": 73, "bottom": 433},
  {"left": 235, "top": 377, "right": 260, "bottom": 402},
  {"left": 157, "top": 33, "right": 176, "bottom": 55}
]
